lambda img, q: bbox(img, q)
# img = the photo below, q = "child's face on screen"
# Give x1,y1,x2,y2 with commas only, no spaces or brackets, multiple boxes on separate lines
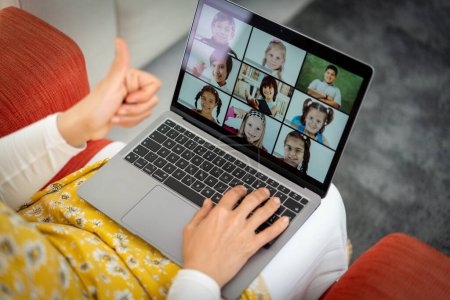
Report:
305,108,326,135
211,59,227,85
211,20,234,45
200,91,217,114
262,85,275,101
283,136,305,168
244,116,264,143
324,69,336,84
265,47,285,71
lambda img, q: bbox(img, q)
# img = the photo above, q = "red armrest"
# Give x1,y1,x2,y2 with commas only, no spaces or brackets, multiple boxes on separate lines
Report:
322,233,450,300
0,7,112,182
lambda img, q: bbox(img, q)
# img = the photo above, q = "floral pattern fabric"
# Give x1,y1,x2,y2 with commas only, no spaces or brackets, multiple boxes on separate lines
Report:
0,159,270,299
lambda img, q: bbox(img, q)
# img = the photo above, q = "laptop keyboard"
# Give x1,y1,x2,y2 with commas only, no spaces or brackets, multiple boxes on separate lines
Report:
124,119,309,248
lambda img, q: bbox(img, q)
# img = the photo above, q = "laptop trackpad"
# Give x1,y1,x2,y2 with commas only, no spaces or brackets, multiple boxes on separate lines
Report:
121,185,198,265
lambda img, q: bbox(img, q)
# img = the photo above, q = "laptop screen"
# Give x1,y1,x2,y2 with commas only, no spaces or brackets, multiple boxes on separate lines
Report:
172,0,373,197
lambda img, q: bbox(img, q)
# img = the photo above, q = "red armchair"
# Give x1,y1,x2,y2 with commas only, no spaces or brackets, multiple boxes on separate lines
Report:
0,7,111,186
322,233,450,300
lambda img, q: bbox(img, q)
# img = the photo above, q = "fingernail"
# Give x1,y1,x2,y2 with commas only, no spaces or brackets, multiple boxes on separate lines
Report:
264,188,270,196
282,216,290,225
273,197,280,205
240,185,247,192
119,109,127,115
203,198,210,207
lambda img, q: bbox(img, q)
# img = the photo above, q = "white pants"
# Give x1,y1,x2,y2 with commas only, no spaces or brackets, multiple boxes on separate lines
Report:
89,142,348,300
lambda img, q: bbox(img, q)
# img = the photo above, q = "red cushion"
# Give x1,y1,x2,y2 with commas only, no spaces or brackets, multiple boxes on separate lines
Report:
0,7,90,137
323,233,450,300
0,7,112,182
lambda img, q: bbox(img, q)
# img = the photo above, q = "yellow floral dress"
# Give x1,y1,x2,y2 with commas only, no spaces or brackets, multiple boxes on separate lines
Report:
0,159,270,299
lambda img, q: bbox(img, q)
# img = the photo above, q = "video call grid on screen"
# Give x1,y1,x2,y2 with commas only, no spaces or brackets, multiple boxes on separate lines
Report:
175,1,365,184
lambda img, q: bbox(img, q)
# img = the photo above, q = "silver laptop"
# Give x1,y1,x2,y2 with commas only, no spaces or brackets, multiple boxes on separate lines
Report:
78,0,373,298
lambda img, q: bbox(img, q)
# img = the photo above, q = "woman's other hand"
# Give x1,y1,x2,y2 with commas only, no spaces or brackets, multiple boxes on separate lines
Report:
58,38,161,147
182,186,289,288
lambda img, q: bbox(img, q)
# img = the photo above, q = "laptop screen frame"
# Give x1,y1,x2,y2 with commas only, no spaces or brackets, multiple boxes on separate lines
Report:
170,0,373,198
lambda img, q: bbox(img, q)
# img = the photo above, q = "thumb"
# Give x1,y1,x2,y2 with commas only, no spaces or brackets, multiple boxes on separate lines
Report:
188,198,214,228
104,37,130,85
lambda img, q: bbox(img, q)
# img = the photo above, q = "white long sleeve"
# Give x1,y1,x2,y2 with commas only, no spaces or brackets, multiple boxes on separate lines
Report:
0,114,85,211
168,269,221,300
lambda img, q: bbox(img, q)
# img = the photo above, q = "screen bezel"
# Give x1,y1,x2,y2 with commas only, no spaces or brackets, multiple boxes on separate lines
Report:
171,0,374,198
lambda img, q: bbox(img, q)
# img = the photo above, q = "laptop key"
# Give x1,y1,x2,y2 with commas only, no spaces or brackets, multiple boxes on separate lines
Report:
212,156,226,167
185,165,199,176
200,161,213,172
274,192,288,203
192,180,206,193
214,181,228,194
275,206,285,216
204,176,218,187
157,147,170,158
266,178,279,188
181,149,194,160
164,119,176,127
284,198,303,213
162,139,176,149
166,153,180,164
232,168,246,178
191,155,204,166
154,157,167,168
281,209,296,221
149,131,166,143
167,129,180,139
267,186,277,196
184,140,197,150
164,176,204,207
222,162,236,173
224,153,236,162
194,169,209,181
289,191,302,201
143,163,157,175
174,124,185,133
251,180,265,189
245,166,257,175
175,134,188,144
144,152,157,163
278,185,290,195
175,158,189,169
219,172,233,184
125,152,139,163
172,169,186,180
203,142,215,151
181,174,195,186
229,178,243,187
152,169,168,182
134,157,147,169
193,145,207,156
157,124,171,134
163,163,176,174
201,187,215,198
234,160,246,169
300,198,309,205
268,214,279,224
211,193,222,203
255,172,268,181
203,151,217,161
242,173,256,185
192,135,205,145
210,166,223,177
172,144,186,155
133,145,149,157
141,138,161,152
184,131,195,139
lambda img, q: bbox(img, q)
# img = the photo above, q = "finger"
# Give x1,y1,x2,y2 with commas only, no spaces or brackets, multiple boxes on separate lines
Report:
187,198,214,228
254,216,289,249
105,38,130,86
125,71,161,103
234,188,270,217
111,106,154,127
118,95,159,116
246,196,280,229
125,81,161,104
125,70,139,95
216,185,247,210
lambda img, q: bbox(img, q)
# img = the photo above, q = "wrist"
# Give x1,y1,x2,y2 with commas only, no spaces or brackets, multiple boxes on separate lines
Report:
57,109,90,148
